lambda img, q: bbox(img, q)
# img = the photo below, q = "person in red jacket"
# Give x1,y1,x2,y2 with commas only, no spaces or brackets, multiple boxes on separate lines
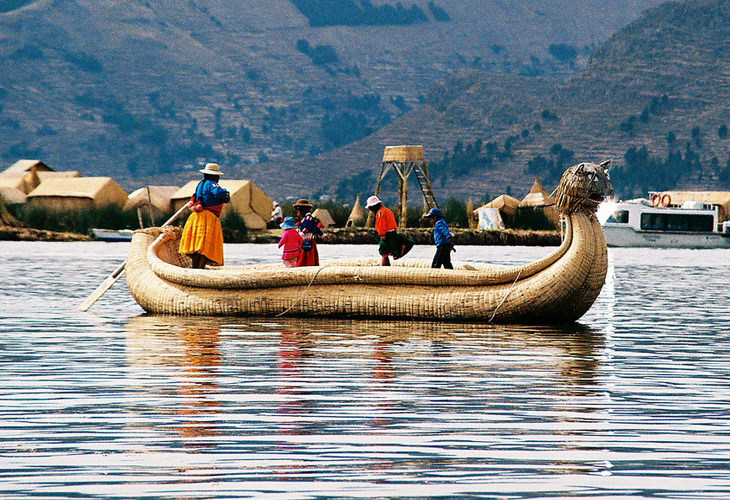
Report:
366,195,414,266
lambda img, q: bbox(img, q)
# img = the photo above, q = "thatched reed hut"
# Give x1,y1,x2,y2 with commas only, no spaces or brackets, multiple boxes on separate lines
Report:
125,186,179,213
313,208,336,228
171,180,272,230
479,194,520,222
346,194,365,227
520,178,559,227
27,177,128,211
0,167,81,194
2,159,52,176
484,194,520,218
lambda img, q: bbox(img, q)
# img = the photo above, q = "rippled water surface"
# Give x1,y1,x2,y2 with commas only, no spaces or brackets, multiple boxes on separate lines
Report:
2,241,730,499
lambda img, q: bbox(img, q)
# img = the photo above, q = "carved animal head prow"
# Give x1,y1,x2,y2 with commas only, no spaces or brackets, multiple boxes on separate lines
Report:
555,160,614,214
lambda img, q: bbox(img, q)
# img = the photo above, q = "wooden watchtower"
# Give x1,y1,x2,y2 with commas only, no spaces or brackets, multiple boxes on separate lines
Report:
366,145,438,227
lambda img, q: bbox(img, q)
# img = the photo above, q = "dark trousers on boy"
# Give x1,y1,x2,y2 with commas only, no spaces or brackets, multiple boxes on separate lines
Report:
431,244,453,269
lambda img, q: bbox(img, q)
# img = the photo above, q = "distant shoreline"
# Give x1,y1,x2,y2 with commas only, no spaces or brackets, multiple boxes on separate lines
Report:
0,226,91,242
250,227,561,246
0,226,560,246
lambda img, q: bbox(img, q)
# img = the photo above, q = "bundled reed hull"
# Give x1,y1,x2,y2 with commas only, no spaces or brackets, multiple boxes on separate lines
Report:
125,162,613,323
125,214,605,323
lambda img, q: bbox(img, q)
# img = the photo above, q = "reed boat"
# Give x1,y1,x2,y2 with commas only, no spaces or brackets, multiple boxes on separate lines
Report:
125,161,613,323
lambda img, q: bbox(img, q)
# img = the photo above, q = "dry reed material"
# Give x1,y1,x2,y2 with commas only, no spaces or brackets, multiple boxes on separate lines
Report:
556,161,613,215
126,212,603,322
382,145,425,162
125,162,612,323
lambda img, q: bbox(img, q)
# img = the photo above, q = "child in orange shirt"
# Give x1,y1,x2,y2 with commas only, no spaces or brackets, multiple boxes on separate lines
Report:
365,195,414,266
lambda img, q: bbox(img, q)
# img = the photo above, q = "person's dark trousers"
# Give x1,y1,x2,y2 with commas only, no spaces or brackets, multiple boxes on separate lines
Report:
431,245,453,269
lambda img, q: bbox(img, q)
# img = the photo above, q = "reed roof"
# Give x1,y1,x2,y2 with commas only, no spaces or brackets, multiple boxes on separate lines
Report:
125,185,179,211
27,177,128,206
36,171,81,182
313,208,336,227
0,186,27,204
0,175,27,191
520,178,556,207
382,145,425,162
0,170,82,194
172,179,272,230
661,190,730,207
2,159,52,176
661,190,730,221
347,194,365,224
479,194,521,216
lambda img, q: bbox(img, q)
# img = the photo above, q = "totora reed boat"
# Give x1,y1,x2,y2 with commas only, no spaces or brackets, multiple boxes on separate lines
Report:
125,161,613,323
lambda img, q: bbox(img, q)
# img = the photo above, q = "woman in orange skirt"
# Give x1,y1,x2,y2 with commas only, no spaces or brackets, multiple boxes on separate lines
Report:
179,163,230,268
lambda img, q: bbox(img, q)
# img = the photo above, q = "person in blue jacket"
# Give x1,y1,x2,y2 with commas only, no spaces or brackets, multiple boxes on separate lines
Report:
179,163,231,268
425,207,455,269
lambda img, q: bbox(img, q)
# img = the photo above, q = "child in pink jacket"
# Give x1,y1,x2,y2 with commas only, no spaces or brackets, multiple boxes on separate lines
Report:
278,217,303,267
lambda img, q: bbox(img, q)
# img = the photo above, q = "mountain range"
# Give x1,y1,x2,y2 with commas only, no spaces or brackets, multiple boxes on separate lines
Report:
294,0,730,203
0,0,663,201
5,0,726,203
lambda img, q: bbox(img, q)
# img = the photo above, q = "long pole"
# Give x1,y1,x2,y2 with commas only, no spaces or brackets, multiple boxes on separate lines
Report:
77,204,189,312
399,164,409,228
147,186,156,226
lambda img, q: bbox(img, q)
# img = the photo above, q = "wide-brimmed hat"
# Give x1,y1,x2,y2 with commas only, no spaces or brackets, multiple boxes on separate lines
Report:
280,216,297,230
425,207,443,218
293,198,313,208
199,163,223,176
365,195,382,208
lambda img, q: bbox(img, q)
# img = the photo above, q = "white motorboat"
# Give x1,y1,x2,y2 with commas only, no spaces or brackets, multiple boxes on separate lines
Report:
598,198,730,248
91,228,134,242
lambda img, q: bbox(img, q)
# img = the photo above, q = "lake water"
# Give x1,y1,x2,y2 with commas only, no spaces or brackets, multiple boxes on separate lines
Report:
2,241,730,499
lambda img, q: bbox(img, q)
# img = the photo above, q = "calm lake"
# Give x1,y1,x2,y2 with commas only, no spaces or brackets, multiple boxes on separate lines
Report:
2,241,730,499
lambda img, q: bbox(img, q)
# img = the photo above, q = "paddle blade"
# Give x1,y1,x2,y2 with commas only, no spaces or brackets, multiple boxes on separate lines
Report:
76,205,187,312
77,263,126,312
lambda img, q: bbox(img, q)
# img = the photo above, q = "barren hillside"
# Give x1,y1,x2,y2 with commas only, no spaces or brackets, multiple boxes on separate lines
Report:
0,0,661,197
300,0,730,202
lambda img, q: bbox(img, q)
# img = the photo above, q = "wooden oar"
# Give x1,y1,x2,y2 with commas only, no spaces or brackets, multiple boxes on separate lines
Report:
77,204,189,312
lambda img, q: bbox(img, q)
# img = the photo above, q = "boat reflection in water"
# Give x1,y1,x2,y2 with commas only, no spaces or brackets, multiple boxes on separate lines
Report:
125,316,223,446
123,315,605,469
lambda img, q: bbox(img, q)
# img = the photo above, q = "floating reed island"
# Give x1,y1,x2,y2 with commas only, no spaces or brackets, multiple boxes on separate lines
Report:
125,161,613,323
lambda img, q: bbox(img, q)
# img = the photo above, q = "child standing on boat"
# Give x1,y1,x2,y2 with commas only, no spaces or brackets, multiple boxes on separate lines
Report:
366,195,414,266
425,207,455,269
278,217,303,268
